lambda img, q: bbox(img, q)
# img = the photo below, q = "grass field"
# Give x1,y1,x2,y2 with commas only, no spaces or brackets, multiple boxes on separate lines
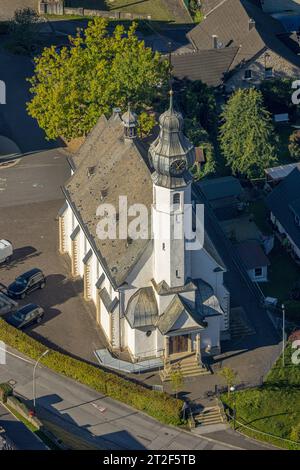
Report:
222,345,300,450
68,0,179,22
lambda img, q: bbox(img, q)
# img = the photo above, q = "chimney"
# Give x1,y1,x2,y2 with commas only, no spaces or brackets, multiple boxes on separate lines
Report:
212,35,218,49
249,18,255,31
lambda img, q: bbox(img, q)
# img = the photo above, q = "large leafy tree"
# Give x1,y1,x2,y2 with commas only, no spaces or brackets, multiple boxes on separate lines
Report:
219,88,277,178
27,18,169,140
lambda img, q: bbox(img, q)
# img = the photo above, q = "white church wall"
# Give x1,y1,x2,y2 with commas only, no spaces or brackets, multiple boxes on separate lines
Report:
201,316,221,352
125,319,135,356
134,327,156,359
101,301,111,341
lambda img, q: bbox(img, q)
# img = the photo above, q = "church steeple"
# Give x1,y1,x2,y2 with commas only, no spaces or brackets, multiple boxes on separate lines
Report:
149,90,195,188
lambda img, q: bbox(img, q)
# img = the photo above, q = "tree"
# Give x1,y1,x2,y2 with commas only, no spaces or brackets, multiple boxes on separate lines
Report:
219,88,277,178
138,112,156,138
9,7,40,53
289,130,300,161
169,365,184,398
27,18,169,141
177,80,217,135
260,78,298,121
218,366,237,398
185,117,216,179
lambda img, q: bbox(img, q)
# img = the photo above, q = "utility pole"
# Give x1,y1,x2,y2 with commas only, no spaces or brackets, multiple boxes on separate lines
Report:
282,304,285,368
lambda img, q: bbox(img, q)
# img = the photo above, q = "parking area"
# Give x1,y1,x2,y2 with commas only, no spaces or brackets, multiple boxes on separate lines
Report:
0,173,107,364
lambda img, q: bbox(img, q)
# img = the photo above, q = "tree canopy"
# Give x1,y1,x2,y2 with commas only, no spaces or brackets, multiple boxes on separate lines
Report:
219,88,277,178
27,18,169,141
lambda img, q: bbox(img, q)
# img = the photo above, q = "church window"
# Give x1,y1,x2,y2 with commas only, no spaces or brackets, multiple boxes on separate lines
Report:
162,243,165,251
173,193,180,205
176,269,180,278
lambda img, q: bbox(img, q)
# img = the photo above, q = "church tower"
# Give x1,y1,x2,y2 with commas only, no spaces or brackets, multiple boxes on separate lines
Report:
149,91,195,288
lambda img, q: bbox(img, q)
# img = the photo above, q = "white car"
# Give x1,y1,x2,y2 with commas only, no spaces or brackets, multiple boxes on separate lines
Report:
0,240,13,264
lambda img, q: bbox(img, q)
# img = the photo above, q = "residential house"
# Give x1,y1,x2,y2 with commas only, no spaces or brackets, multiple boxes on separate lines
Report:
266,166,300,259
236,240,270,282
172,0,300,90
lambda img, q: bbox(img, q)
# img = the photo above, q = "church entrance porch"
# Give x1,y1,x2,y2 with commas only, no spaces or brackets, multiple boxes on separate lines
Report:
169,334,189,354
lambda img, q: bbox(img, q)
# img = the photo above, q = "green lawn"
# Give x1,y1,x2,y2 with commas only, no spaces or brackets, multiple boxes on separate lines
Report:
222,345,300,450
68,0,177,22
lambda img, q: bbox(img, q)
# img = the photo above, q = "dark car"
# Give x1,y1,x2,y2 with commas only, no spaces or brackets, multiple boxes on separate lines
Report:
7,269,46,299
7,303,44,329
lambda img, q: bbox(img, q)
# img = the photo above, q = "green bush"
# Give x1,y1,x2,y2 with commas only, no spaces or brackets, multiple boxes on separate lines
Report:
0,319,183,425
0,383,13,403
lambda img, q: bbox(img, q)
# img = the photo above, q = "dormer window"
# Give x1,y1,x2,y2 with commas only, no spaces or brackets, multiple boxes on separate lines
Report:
244,69,252,80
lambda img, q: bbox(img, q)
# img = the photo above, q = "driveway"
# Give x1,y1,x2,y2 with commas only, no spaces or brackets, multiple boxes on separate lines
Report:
0,151,107,364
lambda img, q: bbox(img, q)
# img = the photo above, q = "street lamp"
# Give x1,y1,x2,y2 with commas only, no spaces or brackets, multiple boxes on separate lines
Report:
282,304,286,368
230,385,237,430
33,350,49,411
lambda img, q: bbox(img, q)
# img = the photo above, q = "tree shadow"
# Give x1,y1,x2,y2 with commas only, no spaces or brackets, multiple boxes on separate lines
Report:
26,393,146,450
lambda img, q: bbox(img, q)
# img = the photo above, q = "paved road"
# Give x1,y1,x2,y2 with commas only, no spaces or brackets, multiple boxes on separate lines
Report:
0,402,47,450
0,47,58,154
0,149,70,207
0,346,262,451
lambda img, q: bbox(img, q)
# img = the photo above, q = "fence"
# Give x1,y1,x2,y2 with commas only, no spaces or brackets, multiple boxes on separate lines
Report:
39,1,152,20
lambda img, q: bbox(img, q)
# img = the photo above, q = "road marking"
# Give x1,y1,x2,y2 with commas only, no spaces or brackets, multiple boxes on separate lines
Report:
0,346,35,365
92,403,106,413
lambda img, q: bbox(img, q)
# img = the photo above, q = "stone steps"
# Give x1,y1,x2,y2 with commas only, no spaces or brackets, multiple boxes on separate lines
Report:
193,406,224,427
160,356,210,382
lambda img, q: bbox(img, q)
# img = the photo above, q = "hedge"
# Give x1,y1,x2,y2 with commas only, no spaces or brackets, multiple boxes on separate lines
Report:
0,382,13,403
0,319,183,425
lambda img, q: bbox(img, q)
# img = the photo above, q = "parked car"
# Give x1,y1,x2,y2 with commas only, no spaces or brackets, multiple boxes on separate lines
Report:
7,268,46,299
6,304,44,329
0,240,13,264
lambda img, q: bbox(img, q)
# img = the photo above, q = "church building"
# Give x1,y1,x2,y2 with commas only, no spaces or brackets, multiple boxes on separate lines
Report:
58,93,230,375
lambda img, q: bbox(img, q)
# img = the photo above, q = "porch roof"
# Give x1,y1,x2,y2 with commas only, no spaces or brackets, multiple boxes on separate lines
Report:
157,295,206,335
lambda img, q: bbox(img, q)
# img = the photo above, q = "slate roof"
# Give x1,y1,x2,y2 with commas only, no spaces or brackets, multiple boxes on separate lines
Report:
156,295,206,335
171,47,238,86
198,176,243,201
196,279,224,317
185,0,300,77
236,240,270,270
125,287,158,328
64,113,153,288
266,167,300,250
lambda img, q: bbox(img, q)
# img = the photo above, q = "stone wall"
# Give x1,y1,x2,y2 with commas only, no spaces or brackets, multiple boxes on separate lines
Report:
225,49,300,92
39,1,152,19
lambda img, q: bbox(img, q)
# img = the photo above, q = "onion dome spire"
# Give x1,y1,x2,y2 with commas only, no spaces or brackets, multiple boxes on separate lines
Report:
149,90,195,188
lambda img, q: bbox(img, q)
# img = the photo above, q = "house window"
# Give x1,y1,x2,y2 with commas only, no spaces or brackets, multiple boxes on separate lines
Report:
265,67,273,79
254,267,263,278
162,243,166,251
244,69,252,80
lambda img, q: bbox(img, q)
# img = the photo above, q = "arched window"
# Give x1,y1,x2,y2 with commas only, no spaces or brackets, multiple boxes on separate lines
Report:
173,193,180,205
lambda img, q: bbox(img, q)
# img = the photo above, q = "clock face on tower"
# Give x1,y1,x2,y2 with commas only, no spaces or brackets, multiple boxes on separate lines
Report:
170,159,186,176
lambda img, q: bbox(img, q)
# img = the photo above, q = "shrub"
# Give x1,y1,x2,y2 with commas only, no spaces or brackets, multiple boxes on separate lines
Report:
290,422,300,442
0,320,183,425
0,383,13,403
288,130,300,161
